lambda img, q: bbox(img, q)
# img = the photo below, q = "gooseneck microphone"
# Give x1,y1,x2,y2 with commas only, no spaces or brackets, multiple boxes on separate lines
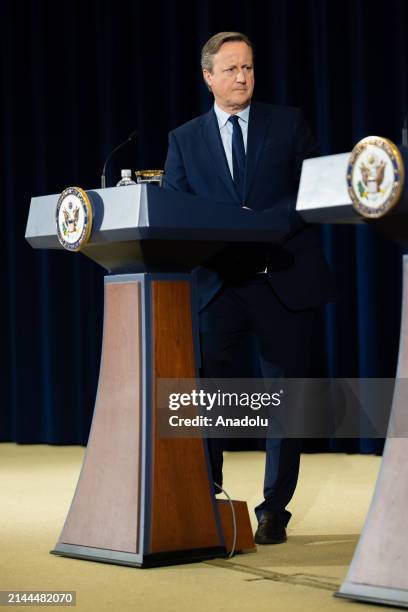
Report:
101,129,139,188
402,114,407,147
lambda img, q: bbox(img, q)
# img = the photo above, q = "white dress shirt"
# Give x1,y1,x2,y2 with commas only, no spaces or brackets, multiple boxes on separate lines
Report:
213,102,250,180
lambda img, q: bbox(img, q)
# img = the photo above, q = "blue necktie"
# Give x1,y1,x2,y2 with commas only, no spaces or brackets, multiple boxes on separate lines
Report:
228,115,246,201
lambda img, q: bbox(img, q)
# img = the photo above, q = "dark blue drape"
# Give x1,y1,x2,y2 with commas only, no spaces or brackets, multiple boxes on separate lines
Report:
1,0,407,449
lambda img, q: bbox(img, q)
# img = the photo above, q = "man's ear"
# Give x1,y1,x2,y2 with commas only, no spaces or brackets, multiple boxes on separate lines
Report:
203,69,212,91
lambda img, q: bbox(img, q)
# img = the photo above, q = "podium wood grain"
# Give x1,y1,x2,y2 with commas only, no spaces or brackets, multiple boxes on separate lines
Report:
54,276,226,565
150,281,221,553
60,280,141,553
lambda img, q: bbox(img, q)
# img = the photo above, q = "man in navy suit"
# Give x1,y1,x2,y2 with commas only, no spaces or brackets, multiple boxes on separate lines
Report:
164,31,334,544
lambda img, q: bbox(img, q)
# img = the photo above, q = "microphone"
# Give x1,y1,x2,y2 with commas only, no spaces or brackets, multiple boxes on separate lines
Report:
403,114,407,147
101,129,139,188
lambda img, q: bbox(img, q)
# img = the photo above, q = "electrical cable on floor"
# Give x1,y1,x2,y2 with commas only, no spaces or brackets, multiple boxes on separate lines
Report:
214,482,237,559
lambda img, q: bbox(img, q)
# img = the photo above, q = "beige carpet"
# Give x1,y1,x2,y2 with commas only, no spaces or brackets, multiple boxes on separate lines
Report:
0,443,382,611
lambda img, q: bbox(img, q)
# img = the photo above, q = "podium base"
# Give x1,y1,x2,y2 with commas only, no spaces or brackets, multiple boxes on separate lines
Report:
51,543,227,568
335,583,408,608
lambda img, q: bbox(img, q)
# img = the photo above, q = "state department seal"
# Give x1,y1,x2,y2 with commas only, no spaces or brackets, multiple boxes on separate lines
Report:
56,187,93,251
347,136,405,219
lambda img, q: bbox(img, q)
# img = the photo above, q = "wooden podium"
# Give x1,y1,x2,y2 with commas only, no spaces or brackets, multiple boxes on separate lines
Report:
297,145,408,608
25,185,288,567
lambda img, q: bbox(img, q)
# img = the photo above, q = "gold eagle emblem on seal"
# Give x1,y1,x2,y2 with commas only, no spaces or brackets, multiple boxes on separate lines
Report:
347,136,404,219
56,187,93,251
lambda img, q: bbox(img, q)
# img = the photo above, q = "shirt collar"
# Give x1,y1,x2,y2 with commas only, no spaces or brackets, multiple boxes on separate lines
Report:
214,101,251,128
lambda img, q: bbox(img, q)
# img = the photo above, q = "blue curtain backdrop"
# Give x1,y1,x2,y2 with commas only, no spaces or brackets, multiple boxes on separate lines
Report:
1,0,406,451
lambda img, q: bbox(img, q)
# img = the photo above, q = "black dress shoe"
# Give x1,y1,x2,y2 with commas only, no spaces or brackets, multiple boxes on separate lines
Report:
254,516,288,545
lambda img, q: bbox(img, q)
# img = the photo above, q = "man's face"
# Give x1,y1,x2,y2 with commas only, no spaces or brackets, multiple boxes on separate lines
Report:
203,41,254,113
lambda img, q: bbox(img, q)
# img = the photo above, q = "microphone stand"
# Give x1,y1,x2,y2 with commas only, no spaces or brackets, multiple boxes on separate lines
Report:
101,130,139,188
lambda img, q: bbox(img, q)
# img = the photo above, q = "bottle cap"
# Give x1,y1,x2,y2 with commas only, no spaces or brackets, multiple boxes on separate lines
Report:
121,169,132,178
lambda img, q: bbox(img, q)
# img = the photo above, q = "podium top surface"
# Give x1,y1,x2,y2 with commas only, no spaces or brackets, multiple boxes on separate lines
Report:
25,184,292,272
297,146,408,227
296,152,363,224
26,184,291,250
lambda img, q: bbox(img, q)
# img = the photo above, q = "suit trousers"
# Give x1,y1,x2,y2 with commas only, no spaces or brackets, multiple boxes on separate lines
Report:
199,275,317,521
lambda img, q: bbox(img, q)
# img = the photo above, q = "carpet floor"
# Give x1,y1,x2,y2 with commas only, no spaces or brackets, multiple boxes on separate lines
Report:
0,444,382,611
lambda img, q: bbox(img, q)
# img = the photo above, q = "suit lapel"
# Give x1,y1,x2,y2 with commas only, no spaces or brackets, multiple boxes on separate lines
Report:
244,102,269,202
201,109,240,204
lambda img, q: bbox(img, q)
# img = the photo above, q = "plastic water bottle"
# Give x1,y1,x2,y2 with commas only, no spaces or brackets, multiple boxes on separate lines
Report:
116,169,136,186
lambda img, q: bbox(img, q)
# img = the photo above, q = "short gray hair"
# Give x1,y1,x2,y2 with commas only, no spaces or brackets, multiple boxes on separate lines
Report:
201,31,253,73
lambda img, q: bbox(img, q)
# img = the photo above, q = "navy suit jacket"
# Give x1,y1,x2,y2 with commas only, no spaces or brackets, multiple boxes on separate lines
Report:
164,102,334,311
